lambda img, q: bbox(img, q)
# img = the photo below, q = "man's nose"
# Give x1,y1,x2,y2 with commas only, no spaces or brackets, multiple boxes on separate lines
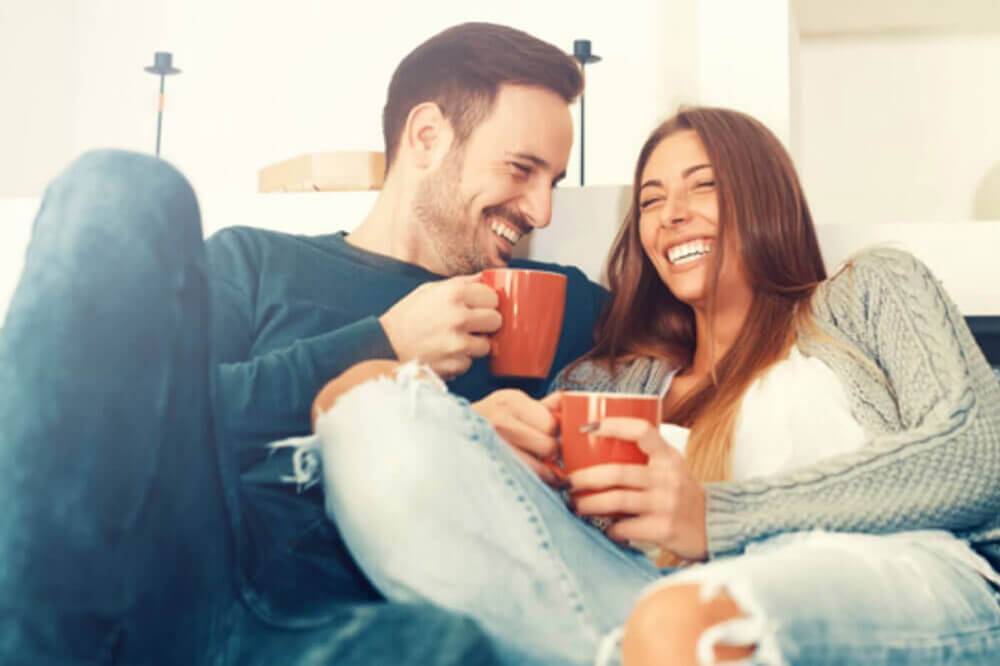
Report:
523,182,554,229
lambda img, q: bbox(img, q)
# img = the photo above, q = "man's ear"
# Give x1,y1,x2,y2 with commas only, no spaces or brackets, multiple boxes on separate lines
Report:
401,102,454,170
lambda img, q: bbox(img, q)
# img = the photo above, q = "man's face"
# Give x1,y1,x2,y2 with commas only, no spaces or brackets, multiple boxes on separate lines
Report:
413,84,574,275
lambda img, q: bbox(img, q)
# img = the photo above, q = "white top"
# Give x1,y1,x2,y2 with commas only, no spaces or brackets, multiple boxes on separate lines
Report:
660,346,867,480
658,346,1000,584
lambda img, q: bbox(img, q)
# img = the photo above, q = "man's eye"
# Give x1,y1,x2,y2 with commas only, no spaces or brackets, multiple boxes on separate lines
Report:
512,163,532,177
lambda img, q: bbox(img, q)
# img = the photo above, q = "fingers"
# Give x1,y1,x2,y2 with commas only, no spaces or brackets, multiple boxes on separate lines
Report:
462,281,500,309
495,419,559,460
507,391,559,436
604,515,670,546
463,333,492,358
574,488,648,517
540,390,562,414
568,463,649,493
590,417,657,442
464,308,502,335
512,449,567,489
434,354,473,381
590,417,682,461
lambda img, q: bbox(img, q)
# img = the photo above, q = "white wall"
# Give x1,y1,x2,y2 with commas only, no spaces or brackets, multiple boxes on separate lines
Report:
696,0,798,154
0,1,79,196
0,0,698,199
799,32,1000,224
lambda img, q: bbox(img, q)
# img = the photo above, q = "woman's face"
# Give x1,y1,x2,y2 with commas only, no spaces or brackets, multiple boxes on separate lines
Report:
637,130,750,311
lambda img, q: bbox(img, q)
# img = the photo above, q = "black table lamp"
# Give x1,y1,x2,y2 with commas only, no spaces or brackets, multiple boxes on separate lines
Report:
144,52,182,157
572,39,601,186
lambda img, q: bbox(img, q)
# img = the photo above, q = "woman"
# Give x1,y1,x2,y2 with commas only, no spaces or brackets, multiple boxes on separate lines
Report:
297,108,1000,666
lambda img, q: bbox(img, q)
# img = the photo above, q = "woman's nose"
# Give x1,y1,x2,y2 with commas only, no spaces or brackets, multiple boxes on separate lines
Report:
660,189,689,227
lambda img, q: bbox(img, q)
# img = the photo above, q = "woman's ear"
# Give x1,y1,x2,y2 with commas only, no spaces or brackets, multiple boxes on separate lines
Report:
400,102,455,171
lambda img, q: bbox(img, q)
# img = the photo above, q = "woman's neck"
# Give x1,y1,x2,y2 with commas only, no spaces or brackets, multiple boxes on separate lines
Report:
687,292,753,377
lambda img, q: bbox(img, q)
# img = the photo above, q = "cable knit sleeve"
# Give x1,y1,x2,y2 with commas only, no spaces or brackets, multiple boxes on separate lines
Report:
704,248,1000,557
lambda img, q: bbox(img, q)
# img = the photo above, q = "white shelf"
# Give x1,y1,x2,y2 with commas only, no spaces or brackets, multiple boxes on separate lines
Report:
796,0,1000,37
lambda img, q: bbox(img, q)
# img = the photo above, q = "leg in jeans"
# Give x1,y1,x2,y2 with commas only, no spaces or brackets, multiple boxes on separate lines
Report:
625,531,1000,665
0,151,501,666
314,365,662,666
0,150,232,664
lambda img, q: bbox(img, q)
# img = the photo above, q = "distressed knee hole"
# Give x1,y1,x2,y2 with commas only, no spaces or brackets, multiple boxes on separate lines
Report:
621,580,780,666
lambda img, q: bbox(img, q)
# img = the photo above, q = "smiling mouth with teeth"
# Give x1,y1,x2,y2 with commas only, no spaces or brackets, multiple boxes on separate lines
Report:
490,219,523,245
667,239,713,265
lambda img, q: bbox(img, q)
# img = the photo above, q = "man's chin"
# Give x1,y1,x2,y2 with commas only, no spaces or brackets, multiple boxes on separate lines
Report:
486,235,514,268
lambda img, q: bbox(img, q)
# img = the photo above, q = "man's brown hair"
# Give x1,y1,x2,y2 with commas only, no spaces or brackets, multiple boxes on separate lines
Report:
382,22,583,172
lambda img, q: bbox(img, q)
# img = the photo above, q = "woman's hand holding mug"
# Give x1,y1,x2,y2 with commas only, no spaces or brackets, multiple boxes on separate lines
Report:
567,416,708,562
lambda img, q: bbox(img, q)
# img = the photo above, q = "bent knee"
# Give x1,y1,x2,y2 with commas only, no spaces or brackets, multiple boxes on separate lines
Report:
51,150,200,256
313,359,402,426
623,584,756,666
316,364,469,511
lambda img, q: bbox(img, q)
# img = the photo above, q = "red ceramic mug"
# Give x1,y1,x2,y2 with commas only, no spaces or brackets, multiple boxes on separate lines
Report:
480,268,567,378
559,391,661,474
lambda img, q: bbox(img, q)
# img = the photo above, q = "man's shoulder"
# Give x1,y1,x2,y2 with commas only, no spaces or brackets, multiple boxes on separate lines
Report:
821,246,935,306
205,226,348,270
205,225,334,255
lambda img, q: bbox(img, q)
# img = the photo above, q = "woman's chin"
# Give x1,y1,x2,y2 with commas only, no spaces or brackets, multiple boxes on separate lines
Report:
662,279,707,307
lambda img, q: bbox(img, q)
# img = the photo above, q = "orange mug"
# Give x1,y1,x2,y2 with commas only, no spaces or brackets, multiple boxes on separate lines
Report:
480,268,567,378
559,391,661,474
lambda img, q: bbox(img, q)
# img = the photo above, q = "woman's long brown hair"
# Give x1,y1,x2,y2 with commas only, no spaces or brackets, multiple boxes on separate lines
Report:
579,107,827,482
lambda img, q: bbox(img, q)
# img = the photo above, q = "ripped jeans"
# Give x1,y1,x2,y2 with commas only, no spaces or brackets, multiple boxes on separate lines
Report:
291,366,1000,666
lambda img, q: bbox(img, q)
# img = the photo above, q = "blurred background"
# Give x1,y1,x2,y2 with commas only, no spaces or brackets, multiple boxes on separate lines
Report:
3,0,999,220
2,0,1000,315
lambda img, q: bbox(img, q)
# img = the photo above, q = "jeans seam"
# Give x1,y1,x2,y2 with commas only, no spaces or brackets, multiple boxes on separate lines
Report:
466,409,606,645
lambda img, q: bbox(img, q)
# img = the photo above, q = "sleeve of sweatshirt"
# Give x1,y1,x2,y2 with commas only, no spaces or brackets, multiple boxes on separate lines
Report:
205,228,397,443
703,248,1000,557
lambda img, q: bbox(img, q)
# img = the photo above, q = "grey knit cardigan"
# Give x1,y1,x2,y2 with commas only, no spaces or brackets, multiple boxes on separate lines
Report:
551,248,1000,566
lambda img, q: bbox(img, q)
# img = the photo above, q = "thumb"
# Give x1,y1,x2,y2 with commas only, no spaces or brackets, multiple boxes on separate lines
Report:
541,391,562,412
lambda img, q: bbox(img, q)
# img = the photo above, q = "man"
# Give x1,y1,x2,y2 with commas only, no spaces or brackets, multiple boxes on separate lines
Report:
0,22,604,665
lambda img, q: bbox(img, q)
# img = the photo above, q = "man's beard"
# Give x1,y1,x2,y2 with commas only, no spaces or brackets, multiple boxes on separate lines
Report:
412,150,489,276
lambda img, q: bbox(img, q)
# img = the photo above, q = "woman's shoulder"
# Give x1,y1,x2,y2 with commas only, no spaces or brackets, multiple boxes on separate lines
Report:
817,246,944,316
549,356,674,395
824,247,936,293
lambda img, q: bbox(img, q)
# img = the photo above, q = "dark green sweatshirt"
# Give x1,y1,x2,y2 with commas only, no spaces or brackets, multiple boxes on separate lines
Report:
204,225,606,619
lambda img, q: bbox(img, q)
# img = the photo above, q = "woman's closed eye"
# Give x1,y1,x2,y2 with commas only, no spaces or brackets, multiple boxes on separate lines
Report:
639,196,664,210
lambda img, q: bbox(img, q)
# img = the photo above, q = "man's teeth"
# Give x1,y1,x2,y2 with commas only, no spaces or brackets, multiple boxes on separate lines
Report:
490,220,522,244
667,239,712,265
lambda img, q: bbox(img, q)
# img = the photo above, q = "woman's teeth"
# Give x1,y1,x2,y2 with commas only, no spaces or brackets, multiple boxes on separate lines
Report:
490,220,522,244
667,239,712,265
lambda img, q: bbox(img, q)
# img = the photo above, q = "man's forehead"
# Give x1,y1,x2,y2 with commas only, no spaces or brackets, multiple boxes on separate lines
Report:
473,85,573,167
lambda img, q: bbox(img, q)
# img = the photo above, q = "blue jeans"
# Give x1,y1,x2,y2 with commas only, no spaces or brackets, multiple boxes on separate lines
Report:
0,151,497,665
316,366,1000,665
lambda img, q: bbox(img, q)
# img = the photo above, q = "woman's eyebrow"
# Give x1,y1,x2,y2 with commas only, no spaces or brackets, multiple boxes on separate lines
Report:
682,163,712,178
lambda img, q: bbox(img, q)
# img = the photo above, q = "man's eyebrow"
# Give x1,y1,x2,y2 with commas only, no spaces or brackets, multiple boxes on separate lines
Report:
506,151,549,169
507,151,566,186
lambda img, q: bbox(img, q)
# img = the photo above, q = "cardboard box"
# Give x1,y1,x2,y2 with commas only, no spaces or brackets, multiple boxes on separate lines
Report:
258,151,385,192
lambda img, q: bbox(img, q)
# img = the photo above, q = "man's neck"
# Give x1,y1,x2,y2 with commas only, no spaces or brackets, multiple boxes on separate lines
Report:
346,178,440,273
